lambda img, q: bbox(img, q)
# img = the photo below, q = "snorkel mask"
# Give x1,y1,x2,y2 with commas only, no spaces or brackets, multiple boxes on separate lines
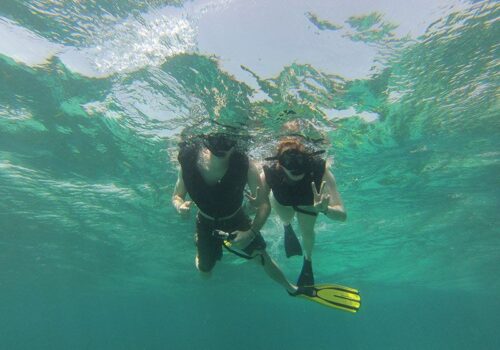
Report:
266,148,325,176
279,149,310,175
203,133,236,157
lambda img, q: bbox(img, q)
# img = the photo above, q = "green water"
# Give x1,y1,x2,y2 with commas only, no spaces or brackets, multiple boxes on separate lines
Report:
1,0,499,349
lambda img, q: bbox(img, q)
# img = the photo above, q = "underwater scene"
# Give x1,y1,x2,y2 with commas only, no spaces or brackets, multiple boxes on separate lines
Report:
0,0,499,349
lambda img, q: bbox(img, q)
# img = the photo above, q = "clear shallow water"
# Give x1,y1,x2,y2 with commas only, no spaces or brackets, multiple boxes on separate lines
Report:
0,0,499,349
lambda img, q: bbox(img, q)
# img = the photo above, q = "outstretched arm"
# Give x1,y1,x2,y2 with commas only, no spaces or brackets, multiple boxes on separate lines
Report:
246,161,271,232
231,161,270,248
172,168,192,216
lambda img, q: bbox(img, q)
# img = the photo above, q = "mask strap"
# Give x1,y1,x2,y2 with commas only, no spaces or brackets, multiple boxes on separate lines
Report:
265,149,325,162
309,150,326,156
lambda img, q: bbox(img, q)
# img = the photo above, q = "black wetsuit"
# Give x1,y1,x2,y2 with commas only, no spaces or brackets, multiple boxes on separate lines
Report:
263,158,326,214
178,141,266,272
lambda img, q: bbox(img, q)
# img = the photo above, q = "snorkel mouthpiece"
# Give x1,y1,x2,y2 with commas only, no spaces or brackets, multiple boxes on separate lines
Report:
289,168,305,176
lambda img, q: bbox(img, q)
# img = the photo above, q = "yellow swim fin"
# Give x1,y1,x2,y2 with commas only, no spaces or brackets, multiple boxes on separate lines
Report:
294,283,361,313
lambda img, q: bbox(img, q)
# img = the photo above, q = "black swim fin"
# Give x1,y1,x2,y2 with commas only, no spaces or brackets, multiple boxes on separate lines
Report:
284,224,303,258
291,284,361,313
297,258,314,286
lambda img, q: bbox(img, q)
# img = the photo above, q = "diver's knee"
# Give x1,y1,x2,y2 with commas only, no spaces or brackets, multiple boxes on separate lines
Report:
297,224,315,237
195,256,215,275
252,250,267,266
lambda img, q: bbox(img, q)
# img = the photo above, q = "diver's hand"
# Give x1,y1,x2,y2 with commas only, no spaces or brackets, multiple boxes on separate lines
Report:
311,181,330,214
176,200,192,217
231,229,256,249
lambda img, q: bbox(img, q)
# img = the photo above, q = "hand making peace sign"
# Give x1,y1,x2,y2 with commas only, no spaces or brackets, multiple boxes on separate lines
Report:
311,181,330,214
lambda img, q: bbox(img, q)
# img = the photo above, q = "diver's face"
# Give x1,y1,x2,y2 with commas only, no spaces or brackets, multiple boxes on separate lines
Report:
204,134,236,158
210,147,234,159
279,149,308,180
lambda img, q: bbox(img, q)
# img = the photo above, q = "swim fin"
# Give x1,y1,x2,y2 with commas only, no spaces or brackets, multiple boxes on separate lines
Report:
296,258,314,286
284,224,302,258
291,284,361,313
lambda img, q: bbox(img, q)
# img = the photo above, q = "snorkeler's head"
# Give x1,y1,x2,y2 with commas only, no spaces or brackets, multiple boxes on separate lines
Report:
276,138,311,176
203,133,236,157
278,149,310,176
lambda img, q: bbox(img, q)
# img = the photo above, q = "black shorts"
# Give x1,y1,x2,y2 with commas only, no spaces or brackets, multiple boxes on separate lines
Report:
195,210,267,272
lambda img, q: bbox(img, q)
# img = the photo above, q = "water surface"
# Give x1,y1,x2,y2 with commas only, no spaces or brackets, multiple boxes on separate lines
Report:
1,0,499,349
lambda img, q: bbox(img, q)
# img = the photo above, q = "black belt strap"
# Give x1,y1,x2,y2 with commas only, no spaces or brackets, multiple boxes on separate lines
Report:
222,241,265,265
293,206,318,217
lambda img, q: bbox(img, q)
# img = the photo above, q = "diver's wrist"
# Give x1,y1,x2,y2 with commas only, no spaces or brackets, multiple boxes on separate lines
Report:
173,199,182,211
173,197,185,212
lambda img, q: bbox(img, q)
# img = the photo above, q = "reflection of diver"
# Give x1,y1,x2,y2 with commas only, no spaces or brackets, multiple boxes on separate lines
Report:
262,137,347,286
172,132,297,293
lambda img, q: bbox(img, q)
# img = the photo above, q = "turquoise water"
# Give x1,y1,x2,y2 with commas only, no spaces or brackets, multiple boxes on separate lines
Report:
1,0,499,349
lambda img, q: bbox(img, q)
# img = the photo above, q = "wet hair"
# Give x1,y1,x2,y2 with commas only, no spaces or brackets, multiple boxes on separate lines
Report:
266,137,325,175
276,137,306,156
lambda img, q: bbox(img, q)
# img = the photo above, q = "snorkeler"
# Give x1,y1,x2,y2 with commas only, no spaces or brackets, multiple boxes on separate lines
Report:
172,132,359,312
172,132,297,293
261,136,346,286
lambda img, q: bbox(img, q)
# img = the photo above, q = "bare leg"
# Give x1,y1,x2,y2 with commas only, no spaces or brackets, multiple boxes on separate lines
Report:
295,209,318,286
296,209,318,261
270,193,303,257
270,192,295,224
252,251,296,294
